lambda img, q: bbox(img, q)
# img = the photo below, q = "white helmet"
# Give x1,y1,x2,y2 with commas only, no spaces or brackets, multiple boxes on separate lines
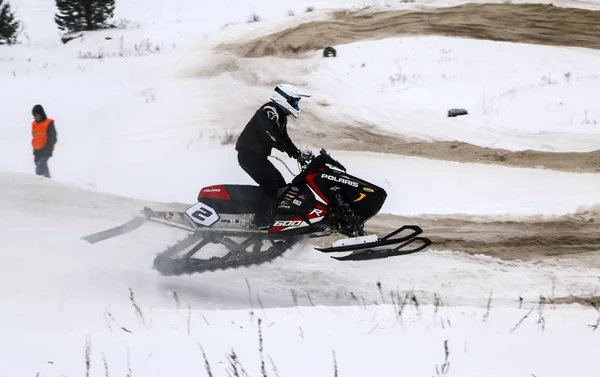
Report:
270,84,311,118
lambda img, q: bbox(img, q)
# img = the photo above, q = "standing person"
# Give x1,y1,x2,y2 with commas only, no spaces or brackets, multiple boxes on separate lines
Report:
31,104,57,178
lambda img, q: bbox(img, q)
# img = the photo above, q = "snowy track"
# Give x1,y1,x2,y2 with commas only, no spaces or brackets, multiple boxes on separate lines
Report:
2,171,598,316
2,173,600,376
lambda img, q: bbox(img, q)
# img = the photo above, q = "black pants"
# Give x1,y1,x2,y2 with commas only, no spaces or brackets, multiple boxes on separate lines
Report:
237,151,286,197
237,151,286,220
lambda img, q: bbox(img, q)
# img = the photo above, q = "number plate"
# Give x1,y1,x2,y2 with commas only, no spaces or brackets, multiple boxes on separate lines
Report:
185,202,219,227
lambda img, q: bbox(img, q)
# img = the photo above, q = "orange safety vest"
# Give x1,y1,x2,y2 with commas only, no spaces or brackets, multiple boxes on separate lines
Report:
31,118,54,150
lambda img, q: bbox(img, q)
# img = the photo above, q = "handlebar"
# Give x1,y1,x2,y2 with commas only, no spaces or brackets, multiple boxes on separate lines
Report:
297,148,346,172
270,148,346,177
297,152,313,168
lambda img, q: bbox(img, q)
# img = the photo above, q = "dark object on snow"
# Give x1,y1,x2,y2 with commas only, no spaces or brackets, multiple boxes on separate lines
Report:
448,108,468,117
60,32,83,44
323,46,337,57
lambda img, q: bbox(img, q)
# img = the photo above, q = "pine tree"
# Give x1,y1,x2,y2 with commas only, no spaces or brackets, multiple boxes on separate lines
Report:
54,0,115,33
0,0,20,45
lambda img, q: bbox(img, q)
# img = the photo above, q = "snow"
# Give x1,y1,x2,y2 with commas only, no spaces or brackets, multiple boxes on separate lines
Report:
327,151,600,215
3,171,600,376
297,36,600,151
4,41,600,213
4,171,598,310
4,1,600,197
2,0,600,375
4,304,600,377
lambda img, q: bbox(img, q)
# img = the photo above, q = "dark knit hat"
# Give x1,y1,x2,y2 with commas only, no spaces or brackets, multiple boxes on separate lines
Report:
32,104,47,120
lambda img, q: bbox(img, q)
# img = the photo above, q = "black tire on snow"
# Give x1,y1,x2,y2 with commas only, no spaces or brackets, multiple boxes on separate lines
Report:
323,46,337,57
448,108,468,117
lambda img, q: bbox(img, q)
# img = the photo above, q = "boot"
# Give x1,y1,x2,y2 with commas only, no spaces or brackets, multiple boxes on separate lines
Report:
253,212,271,230
253,199,277,230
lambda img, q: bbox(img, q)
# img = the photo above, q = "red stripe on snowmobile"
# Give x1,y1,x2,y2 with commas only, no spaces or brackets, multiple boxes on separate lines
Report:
198,185,230,201
305,171,329,204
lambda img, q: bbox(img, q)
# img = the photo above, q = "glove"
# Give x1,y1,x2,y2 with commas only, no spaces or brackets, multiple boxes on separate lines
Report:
299,145,312,158
297,146,313,165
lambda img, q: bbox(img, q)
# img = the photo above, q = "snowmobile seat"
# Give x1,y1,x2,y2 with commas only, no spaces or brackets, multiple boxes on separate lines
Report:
197,184,271,214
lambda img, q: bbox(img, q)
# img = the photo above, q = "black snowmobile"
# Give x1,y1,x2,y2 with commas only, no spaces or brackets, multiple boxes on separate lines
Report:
82,149,431,276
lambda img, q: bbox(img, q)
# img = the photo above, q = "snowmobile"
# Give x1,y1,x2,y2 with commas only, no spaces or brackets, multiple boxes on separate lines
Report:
82,148,431,276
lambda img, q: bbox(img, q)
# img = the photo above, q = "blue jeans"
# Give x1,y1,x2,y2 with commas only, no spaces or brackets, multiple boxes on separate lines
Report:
35,156,51,178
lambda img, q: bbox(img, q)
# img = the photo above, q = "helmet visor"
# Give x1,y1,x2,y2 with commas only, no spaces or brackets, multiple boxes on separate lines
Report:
275,86,301,111
289,97,300,110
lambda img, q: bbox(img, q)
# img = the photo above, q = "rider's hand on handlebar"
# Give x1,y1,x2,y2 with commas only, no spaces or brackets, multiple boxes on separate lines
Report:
299,146,312,157
297,146,313,165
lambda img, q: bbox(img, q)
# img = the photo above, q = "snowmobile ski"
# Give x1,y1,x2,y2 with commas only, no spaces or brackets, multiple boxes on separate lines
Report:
314,225,425,253
314,225,431,261
330,236,432,261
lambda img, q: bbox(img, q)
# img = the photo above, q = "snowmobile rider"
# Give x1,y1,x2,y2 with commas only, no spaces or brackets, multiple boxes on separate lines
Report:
235,84,312,228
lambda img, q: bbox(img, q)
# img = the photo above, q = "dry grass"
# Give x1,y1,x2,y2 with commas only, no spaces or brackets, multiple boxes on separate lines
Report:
58,283,600,376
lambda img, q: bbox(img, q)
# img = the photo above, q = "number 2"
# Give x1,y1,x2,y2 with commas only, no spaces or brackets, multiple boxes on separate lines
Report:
192,208,213,221
185,202,219,227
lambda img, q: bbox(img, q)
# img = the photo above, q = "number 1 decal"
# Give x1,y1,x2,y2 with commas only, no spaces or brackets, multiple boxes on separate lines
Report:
185,202,219,227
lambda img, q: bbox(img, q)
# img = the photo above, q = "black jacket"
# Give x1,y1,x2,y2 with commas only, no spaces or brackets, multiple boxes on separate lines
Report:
236,102,299,158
